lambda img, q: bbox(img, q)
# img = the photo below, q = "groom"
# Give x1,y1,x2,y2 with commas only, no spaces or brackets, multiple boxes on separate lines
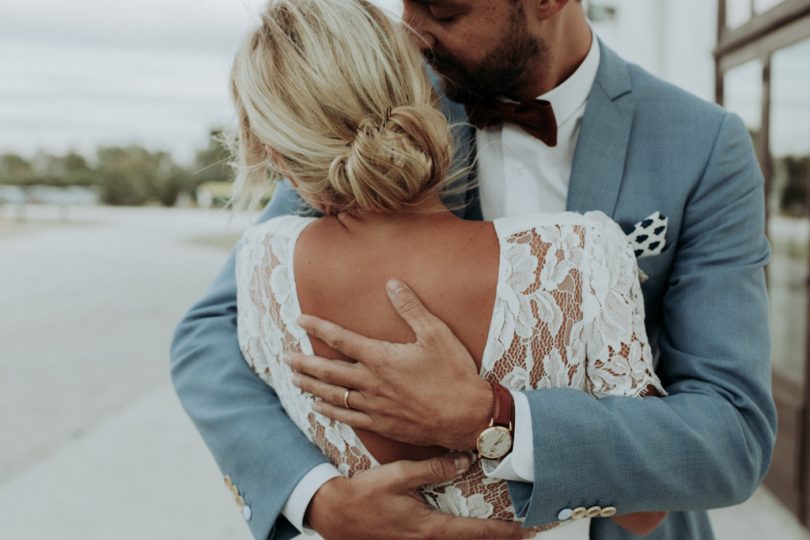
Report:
171,1,775,539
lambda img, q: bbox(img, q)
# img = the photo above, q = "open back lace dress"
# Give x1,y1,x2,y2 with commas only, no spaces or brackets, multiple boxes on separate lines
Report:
235,210,665,536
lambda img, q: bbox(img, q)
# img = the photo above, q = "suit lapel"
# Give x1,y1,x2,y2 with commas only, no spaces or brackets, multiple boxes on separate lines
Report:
448,128,480,219
566,42,635,216
437,95,481,220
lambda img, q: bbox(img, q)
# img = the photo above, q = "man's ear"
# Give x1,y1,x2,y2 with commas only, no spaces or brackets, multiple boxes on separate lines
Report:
533,0,572,20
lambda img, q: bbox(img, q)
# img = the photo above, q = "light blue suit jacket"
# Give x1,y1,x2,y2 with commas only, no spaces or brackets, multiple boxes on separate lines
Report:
170,43,775,540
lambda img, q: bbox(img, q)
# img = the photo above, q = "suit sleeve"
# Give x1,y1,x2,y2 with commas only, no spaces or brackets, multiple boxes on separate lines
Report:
170,181,330,540
508,112,776,525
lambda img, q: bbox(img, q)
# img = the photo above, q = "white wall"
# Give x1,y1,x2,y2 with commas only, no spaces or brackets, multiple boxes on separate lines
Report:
589,0,717,102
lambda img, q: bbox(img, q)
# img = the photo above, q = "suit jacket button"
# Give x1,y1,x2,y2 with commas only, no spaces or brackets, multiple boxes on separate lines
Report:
586,506,602,518
600,506,617,518
571,507,587,519
557,508,573,521
242,505,252,521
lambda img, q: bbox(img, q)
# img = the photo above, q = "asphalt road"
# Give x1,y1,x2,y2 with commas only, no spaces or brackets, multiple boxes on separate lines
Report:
0,205,250,539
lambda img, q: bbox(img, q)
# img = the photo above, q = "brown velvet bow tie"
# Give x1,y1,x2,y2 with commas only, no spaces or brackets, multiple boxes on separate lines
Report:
466,99,558,147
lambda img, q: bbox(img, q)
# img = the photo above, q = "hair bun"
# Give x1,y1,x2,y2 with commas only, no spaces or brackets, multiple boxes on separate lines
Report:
327,105,452,213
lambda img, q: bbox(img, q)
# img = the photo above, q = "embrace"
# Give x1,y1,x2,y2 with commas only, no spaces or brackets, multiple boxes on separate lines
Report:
171,0,775,539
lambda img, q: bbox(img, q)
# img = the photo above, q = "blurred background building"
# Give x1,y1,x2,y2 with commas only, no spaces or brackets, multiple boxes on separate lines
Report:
713,0,810,529
0,0,808,538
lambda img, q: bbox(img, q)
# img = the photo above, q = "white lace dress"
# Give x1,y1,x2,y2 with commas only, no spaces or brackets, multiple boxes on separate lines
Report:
235,210,666,536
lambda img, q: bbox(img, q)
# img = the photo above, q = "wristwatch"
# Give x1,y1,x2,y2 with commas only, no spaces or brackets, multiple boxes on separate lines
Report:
475,381,515,459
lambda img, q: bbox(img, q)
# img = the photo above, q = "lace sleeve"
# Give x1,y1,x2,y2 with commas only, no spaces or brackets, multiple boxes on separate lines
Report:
234,220,286,390
582,212,667,399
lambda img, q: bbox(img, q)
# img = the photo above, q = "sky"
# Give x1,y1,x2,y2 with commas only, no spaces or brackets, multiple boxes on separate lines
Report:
0,0,403,165
1,0,805,165
1,0,262,163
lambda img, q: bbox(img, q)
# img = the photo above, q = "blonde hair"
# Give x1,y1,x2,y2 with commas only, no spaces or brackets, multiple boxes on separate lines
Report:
226,0,464,214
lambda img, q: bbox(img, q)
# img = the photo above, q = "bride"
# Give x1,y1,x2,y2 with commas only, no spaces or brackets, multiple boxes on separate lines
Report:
229,0,665,536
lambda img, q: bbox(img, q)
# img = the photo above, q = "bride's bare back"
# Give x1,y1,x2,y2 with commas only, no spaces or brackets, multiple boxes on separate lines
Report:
295,209,499,464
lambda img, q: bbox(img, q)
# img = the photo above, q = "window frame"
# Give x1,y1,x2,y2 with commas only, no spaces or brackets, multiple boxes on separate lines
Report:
715,0,810,527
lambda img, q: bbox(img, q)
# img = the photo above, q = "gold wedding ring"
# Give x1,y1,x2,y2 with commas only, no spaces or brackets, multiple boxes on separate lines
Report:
343,388,352,410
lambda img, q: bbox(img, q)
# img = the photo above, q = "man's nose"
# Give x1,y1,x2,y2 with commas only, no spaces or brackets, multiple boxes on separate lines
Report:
401,5,437,52
403,22,436,55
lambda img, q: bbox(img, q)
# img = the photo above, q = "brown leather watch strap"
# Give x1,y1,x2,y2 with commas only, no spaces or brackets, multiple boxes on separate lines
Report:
490,381,514,430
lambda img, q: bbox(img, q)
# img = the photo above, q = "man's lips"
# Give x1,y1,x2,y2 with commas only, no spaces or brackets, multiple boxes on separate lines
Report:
428,59,460,79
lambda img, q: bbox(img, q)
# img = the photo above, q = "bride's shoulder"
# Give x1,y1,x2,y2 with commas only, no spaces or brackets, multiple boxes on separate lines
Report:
238,214,318,259
494,210,623,239
495,211,634,270
242,214,317,240
246,214,316,236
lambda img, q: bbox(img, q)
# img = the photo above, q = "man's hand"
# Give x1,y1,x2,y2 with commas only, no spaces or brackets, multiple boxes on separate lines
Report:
307,453,533,540
612,511,668,536
287,279,493,450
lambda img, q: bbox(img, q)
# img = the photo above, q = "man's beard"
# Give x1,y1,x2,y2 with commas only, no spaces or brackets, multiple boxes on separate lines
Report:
425,21,547,104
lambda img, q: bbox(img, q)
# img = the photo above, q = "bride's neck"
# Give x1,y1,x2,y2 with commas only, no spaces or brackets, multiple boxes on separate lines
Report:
334,194,459,231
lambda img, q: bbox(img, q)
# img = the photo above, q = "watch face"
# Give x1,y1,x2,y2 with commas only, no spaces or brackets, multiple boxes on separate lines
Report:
477,426,512,459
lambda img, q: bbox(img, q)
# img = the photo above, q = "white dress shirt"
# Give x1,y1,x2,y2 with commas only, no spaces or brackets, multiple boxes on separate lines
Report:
284,29,601,537
477,29,600,485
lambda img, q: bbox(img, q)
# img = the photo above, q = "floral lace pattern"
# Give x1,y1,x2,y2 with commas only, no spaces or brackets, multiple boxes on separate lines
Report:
235,211,665,534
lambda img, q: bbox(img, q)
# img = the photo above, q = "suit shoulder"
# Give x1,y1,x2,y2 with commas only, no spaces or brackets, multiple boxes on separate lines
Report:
610,62,747,177
624,63,729,140
626,63,723,116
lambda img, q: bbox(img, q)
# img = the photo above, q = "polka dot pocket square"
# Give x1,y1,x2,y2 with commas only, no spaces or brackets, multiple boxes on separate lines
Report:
626,211,668,260
626,212,668,283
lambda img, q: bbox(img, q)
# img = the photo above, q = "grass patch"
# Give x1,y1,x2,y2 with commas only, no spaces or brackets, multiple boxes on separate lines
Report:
187,232,243,251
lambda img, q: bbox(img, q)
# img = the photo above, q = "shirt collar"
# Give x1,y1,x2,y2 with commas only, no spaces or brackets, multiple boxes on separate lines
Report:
537,27,600,127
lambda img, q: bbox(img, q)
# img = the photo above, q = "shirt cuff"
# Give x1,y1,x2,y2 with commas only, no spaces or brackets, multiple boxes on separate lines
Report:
282,462,342,535
480,390,535,482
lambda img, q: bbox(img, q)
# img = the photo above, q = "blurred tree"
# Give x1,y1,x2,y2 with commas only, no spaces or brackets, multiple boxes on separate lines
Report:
159,165,196,207
0,127,238,206
0,154,36,185
38,151,96,187
96,146,176,206
178,128,237,207
193,129,234,185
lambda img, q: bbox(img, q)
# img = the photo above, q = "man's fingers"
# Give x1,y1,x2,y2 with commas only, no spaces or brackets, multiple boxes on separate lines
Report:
313,400,373,429
385,279,444,341
293,372,369,411
297,315,383,363
431,515,535,540
388,453,473,490
286,352,367,390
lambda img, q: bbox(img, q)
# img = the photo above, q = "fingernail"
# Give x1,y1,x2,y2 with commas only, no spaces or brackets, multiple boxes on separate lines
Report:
453,454,471,475
386,279,402,296
291,372,300,385
283,353,291,365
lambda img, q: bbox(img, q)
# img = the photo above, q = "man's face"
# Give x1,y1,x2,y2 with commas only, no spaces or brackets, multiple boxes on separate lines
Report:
402,0,547,103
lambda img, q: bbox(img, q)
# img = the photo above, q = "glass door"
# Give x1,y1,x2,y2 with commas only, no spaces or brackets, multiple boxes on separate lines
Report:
768,36,810,524
717,2,810,526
